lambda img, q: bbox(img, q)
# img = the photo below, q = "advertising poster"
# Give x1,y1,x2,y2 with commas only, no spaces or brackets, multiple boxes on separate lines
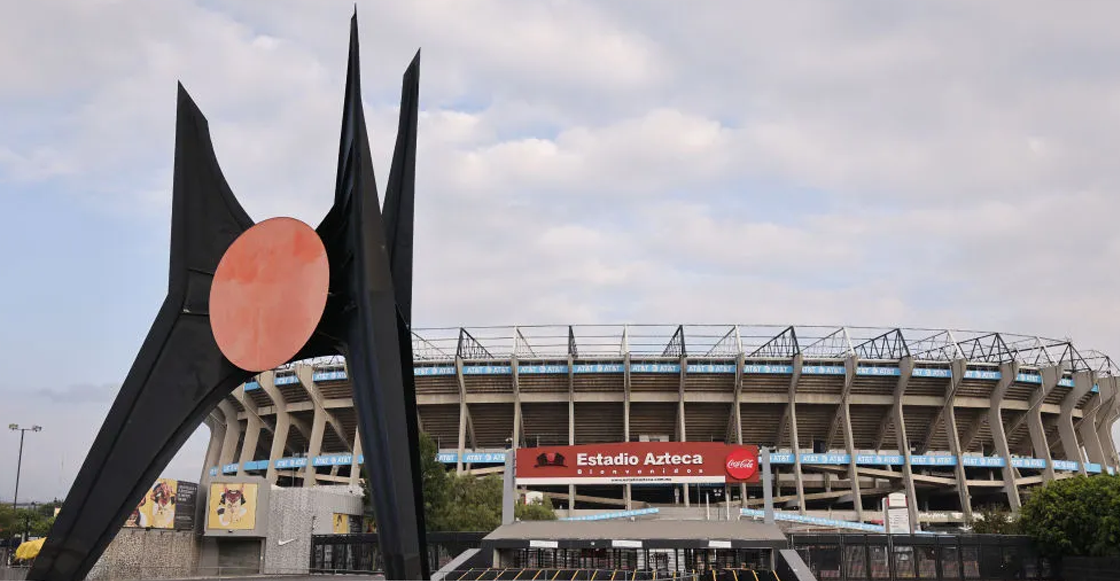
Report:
174,481,198,531
123,478,196,530
207,483,258,531
332,514,364,534
515,442,760,485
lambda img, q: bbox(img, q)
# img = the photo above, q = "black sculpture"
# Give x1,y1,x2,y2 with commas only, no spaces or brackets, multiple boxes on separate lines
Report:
30,15,429,581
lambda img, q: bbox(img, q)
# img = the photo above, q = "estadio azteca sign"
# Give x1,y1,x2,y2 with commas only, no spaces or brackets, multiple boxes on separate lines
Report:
515,442,759,485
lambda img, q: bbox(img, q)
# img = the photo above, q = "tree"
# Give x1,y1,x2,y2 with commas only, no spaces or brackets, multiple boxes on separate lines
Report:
0,504,17,540
362,432,555,532
516,497,557,522
441,475,503,531
0,505,54,540
970,505,1019,535
1018,474,1120,558
363,431,455,532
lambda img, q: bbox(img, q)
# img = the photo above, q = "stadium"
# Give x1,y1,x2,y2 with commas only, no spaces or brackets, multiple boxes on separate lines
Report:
202,324,1120,530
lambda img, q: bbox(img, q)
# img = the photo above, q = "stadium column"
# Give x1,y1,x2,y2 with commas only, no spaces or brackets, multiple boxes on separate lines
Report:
568,354,576,515
1096,377,1120,468
345,359,364,487
260,371,301,484
839,356,864,521
349,426,363,487
511,357,522,453
201,412,226,484
304,405,327,487
733,353,746,507
788,353,807,515
892,357,921,532
455,357,468,474
298,365,354,453
678,356,690,508
1027,365,1064,482
1077,385,1107,469
623,350,632,510
1058,370,1096,475
989,362,1021,510
944,359,973,521
234,385,263,478
217,399,241,468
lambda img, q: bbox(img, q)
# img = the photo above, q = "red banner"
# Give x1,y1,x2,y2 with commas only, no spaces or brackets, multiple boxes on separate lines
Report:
515,442,759,485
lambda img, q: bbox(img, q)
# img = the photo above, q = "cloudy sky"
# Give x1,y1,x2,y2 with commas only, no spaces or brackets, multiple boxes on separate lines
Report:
2,0,1120,501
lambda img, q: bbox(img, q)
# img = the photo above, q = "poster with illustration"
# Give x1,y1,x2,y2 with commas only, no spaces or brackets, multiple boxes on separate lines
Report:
207,483,258,531
147,479,178,529
332,513,349,534
124,478,186,530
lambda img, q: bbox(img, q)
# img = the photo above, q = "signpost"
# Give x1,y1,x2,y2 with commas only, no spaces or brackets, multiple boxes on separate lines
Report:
883,492,913,534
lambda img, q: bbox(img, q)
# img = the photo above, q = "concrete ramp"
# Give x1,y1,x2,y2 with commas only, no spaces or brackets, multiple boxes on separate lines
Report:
777,549,818,581
432,548,484,581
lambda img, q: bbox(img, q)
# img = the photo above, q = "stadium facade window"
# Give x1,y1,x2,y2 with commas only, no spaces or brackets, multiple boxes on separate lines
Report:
868,545,891,579
797,545,842,580
892,545,916,579
960,546,981,579
940,545,962,580
915,546,938,579
845,545,869,580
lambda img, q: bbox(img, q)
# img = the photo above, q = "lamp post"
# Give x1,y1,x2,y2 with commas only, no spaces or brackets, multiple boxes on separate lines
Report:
9,424,43,539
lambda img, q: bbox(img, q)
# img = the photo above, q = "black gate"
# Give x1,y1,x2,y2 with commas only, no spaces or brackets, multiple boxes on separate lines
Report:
310,532,487,574
788,534,1054,581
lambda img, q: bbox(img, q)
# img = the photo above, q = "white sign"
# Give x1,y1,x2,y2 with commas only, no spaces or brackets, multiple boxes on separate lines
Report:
612,540,643,548
577,452,704,467
529,540,559,549
883,493,913,534
708,540,732,549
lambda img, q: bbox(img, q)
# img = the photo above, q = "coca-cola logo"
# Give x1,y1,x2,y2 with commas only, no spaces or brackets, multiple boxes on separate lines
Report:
725,449,757,480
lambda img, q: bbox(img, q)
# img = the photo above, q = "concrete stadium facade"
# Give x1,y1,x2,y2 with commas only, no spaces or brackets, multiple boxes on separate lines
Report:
200,325,1120,528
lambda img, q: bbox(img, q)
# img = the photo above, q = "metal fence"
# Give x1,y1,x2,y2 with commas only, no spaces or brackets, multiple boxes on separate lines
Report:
441,569,776,581
787,534,1054,581
1061,557,1120,581
310,532,488,574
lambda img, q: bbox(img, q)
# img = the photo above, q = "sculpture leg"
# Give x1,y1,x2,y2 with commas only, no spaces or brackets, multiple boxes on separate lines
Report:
30,86,256,581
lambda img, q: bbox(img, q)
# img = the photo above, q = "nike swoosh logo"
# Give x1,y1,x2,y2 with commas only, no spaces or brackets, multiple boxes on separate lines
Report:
278,538,297,546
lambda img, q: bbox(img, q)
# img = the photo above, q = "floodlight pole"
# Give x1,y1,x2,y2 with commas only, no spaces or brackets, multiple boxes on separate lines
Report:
9,425,42,524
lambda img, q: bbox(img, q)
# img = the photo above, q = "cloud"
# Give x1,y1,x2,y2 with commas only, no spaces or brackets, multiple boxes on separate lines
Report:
2,0,1120,497
36,383,119,404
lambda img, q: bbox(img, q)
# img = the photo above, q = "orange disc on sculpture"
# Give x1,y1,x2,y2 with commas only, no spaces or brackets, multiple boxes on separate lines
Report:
210,217,330,372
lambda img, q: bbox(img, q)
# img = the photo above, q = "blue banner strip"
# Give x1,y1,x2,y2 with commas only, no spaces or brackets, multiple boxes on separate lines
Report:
741,508,885,532
257,363,1089,386
561,508,660,521
856,367,901,377
802,366,846,375
211,453,1091,478
519,365,569,374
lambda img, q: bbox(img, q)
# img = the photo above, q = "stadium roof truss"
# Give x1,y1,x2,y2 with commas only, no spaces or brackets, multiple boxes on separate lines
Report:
401,325,1115,376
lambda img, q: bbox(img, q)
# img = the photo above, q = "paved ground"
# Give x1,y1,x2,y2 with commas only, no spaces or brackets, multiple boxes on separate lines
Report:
160,576,384,581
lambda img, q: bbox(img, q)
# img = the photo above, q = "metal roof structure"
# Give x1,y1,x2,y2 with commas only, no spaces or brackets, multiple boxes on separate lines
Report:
409,325,1116,373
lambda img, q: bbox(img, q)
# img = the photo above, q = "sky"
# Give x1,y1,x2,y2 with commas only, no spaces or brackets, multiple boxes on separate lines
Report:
2,0,1120,502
